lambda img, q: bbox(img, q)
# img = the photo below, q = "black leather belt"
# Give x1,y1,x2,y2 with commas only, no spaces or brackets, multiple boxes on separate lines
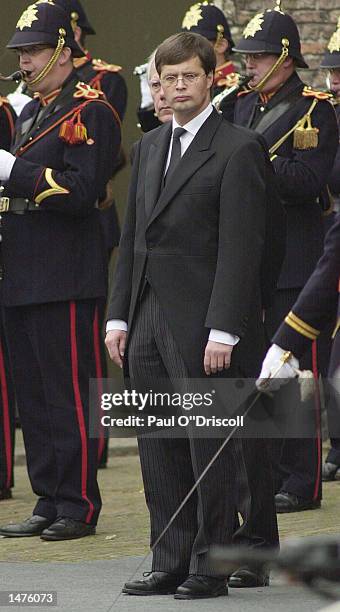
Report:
0,197,40,213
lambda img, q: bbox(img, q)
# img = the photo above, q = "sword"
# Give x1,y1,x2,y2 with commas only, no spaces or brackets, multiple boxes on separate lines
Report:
105,351,294,611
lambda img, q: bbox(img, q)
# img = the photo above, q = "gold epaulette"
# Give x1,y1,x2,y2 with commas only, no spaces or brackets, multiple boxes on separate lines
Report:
92,59,122,73
73,81,103,100
216,71,241,89
285,311,320,341
302,86,333,101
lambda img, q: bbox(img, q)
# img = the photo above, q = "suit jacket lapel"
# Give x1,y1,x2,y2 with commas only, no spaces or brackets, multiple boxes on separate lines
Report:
144,123,172,219
147,109,221,227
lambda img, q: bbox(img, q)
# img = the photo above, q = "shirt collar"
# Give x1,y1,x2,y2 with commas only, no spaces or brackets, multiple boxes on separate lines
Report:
172,103,213,137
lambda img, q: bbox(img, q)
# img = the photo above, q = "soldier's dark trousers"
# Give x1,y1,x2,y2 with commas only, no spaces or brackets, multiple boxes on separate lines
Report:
0,314,15,492
266,289,323,501
3,299,101,525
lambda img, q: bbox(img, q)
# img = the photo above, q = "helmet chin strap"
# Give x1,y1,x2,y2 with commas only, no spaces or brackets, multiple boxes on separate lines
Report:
27,27,66,86
249,37,290,91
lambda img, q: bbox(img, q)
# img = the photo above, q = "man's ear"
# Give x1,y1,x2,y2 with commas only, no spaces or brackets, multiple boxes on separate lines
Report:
215,37,229,56
74,25,82,45
59,47,72,66
283,56,294,69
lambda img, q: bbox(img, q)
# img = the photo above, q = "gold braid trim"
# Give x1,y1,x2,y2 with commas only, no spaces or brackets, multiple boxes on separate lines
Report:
250,38,290,92
285,312,320,340
29,28,66,86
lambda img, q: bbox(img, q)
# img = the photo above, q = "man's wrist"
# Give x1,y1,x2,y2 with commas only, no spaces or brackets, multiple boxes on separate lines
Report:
106,319,128,334
209,329,240,345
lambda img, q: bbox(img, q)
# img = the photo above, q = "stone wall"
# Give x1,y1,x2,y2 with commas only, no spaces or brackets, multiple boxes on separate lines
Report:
216,0,339,88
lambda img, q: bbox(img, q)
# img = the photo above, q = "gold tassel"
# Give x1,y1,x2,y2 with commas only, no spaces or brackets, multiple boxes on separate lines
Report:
72,117,88,145
59,119,75,143
293,113,319,149
59,111,88,145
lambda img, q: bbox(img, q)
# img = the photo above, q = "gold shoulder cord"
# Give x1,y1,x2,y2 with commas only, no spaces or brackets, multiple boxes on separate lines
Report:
250,38,290,92
29,28,66,86
269,97,319,159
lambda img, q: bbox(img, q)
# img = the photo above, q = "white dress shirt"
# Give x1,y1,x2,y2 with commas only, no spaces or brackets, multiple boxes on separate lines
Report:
107,103,239,347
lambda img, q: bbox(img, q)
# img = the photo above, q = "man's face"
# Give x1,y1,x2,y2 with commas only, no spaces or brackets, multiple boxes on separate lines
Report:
160,56,213,122
148,66,173,124
16,45,55,89
245,52,290,93
329,68,340,98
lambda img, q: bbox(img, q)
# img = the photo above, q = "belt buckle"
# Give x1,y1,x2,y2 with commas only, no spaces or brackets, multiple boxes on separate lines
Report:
0,197,10,213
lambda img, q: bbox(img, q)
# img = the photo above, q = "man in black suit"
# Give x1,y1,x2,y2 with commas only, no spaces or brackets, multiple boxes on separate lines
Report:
106,32,278,600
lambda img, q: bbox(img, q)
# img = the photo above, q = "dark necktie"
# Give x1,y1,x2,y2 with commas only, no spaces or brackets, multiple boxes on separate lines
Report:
164,127,186,185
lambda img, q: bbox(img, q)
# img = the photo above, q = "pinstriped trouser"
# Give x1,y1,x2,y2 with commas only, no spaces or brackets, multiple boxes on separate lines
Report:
128,285,241,576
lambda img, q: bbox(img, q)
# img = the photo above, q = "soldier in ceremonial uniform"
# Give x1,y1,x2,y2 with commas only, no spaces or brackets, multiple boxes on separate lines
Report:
136,1,237,132
319,21,340,480
0,1,121,540
233,1,338,514
54,0,128,468
0,98,16,502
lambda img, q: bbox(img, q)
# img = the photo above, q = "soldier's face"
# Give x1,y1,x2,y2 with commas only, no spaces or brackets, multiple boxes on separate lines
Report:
160,56,213,124
148,66,173,124
245,53,289,93
16,45,55,88
329,69,340,98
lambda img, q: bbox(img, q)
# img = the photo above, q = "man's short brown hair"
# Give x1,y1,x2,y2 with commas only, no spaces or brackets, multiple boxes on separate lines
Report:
155,32,216,76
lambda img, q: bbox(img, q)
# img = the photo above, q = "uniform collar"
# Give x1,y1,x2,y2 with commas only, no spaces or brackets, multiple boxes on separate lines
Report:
34,88,62,107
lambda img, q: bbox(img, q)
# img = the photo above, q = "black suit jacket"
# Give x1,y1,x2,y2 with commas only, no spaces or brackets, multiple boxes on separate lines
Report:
234,72,339,289
108,108,276,376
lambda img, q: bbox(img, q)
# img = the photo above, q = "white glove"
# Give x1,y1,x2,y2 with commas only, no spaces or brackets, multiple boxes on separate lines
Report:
0,150,16,181
256,344,299,392
139,71,153,109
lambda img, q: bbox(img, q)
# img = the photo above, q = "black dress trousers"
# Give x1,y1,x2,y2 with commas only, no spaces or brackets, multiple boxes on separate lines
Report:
3,299,101,524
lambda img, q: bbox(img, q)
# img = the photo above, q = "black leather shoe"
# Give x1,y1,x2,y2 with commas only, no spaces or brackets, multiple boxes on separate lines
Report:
228,567,269,588
40,517,96,541
174,575,228,599
0,515,53,537
0,488,12,501
122,571,187,595
322,462,340,482
275,491,321,513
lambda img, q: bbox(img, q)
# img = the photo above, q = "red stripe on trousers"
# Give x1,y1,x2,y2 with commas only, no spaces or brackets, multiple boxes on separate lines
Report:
93,306,105,461
312,339,322,501
70,301,94,524
0,338,12,489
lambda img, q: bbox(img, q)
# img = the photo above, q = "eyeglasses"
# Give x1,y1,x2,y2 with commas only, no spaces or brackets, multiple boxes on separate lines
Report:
149,80,162,93
244,53,272,62
160,73,207,88
15,45,53,58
